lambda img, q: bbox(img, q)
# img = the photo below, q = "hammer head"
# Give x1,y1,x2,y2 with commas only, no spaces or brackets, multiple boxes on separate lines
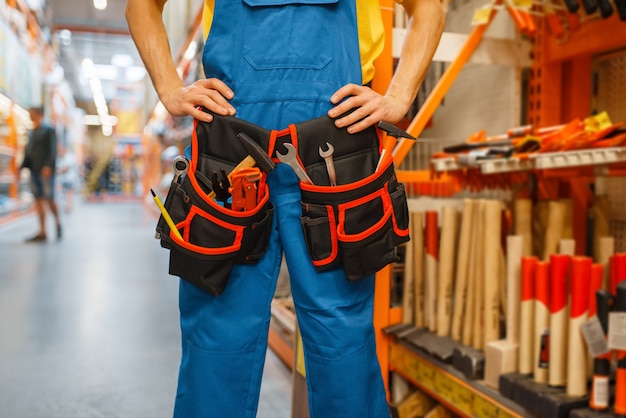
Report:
237,132,276,173
377,121,417,140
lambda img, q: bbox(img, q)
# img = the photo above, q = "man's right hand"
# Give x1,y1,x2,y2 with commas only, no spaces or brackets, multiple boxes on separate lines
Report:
160,78,237,123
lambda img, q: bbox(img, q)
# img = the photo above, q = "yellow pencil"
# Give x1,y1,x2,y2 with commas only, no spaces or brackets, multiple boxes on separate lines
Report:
150,189,183,241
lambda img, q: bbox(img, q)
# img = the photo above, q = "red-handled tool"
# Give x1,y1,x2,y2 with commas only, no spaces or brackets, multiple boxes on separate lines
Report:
611,253,626,296
376,134,397,172
567,256,592,397
549,254,571,387
230,168,261,212
534,261,551,383
520,256,537,375
615,281,626,415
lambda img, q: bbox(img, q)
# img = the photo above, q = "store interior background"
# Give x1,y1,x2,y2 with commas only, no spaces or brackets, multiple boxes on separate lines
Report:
3,0,626,416
0,0,205,212
0,0,527,213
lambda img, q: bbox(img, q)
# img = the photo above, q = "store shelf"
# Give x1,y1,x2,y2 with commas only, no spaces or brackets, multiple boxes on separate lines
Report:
530,147,626,170
431,157,463,172
478,156,534,174
387,335,528,418
431,146,626,174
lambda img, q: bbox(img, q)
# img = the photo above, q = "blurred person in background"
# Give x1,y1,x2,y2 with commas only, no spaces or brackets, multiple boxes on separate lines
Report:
19,107,62,242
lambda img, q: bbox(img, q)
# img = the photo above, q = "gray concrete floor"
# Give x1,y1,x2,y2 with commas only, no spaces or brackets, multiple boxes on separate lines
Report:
0,199,291,418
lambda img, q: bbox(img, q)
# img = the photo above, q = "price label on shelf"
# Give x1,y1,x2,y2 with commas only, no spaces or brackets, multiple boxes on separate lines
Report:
472,4,493,25
389,343,522,417
585,111,613,132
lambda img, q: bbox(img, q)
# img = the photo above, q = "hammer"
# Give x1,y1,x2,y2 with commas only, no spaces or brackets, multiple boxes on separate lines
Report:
376,121,417,172
207,132,276,200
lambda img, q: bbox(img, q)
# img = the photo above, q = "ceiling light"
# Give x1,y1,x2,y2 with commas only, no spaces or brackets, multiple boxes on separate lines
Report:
59,29,72,46
83,115,118,126
93,0,107,10
126,66,147,82
93,64,119,80
111,54,133,67
82,58,95,78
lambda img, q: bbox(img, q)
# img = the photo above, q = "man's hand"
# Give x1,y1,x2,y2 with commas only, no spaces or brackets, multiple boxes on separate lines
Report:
327,84,409,134
160,78,237,122
41,167,52,178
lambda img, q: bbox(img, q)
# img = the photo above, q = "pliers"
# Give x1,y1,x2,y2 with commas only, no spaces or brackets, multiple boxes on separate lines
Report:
211,169,231,207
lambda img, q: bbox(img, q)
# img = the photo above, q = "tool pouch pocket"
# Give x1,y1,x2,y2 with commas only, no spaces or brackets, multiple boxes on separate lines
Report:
299,156,410,282
155,114,275,296
157,176,274,296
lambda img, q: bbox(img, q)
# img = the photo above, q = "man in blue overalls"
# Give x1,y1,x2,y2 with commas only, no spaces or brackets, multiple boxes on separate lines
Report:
127,0,445,416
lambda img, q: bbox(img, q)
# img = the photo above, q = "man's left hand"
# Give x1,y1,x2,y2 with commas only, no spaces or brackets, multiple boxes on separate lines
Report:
327,84,409,134
41,167,52,178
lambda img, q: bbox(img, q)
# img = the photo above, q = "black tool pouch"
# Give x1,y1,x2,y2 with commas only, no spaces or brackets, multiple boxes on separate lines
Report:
156,115,275,296
296,121,410,281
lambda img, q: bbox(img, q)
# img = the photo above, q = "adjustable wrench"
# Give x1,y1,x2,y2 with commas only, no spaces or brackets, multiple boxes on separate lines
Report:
276,143,313,184
318,142,337,186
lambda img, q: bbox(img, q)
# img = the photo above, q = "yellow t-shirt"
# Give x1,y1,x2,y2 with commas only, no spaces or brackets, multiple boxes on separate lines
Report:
201,0,385,84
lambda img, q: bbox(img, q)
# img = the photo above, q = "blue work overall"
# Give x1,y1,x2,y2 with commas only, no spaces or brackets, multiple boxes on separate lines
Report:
172,0,390,416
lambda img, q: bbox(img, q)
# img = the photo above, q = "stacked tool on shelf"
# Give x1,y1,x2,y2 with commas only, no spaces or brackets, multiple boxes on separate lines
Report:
430,112,626,178
388,187,626,417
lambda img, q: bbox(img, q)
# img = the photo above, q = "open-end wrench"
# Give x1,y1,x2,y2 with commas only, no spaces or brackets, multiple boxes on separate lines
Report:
318,142,337,186
276,143,313,184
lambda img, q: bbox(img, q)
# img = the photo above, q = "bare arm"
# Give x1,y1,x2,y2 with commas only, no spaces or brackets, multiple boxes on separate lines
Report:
125,0,236,122
328,0,446,133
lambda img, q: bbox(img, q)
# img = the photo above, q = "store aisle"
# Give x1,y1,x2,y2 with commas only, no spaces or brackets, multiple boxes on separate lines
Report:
0,200,291,418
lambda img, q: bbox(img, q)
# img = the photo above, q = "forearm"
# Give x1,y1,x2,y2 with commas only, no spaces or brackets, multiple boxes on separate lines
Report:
125,0,182,101
386,0,446,110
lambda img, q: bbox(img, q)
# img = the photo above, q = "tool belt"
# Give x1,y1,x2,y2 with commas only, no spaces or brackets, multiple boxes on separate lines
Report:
156,110,410,294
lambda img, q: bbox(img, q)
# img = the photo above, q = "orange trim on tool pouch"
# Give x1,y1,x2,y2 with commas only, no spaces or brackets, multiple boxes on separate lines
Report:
521,256,538,301
173,207,245,255
424,211,439,259
338,206,392,243
311,206,339,267
390,190,410,238
337,188,390,242
570,257,592,318
375,126,385,153
549,254,570,313
191,117,201,173
535,261,550,309
268,129,279,163
287,124,299,149
301,158,393,194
